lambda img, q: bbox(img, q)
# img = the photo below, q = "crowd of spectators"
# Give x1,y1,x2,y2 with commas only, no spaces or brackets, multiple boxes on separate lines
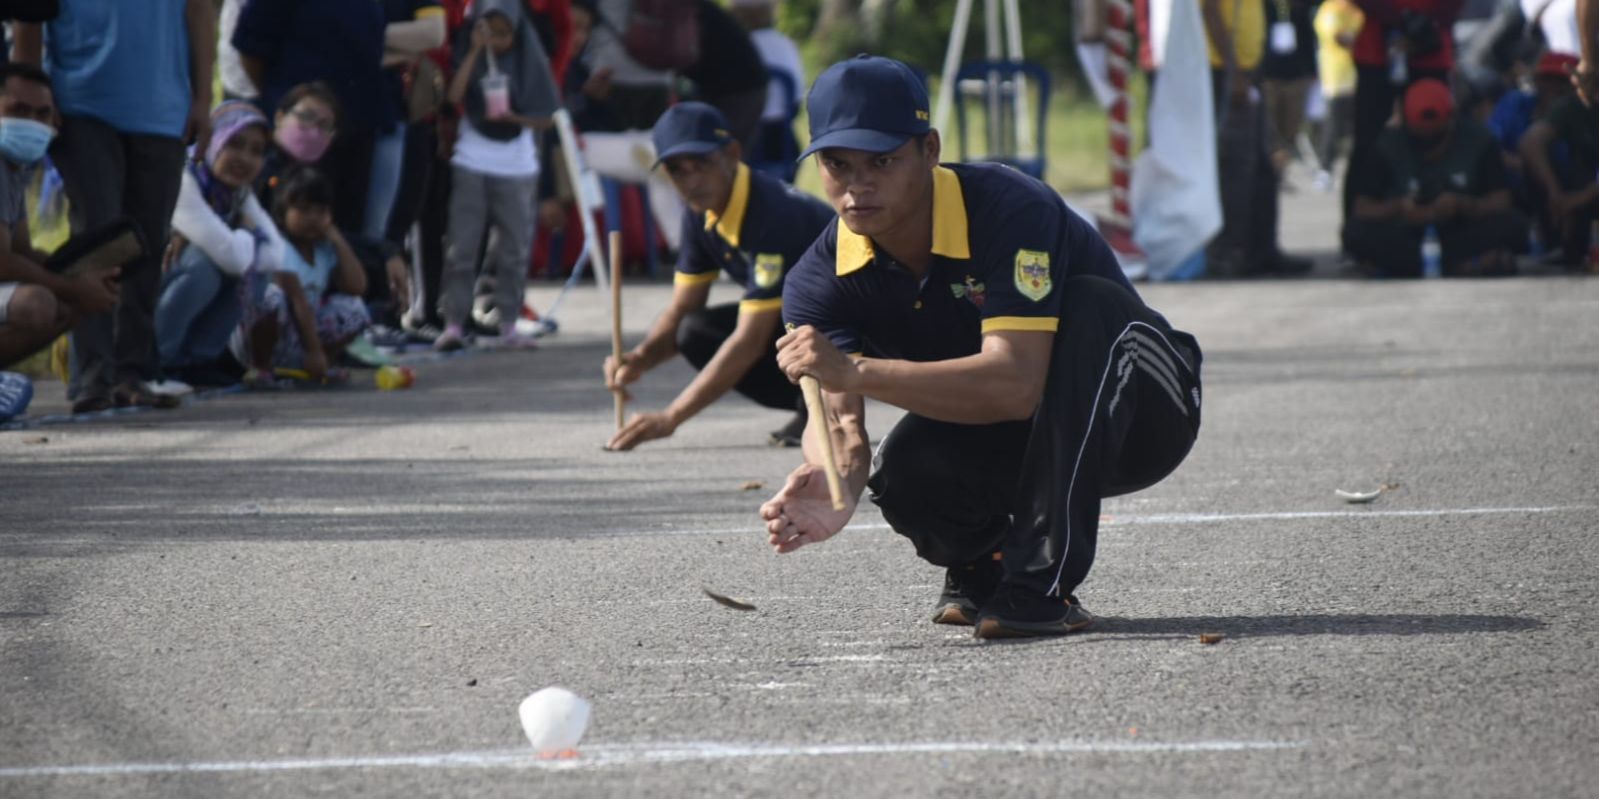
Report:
1191,0,1599,278
0,0,807,421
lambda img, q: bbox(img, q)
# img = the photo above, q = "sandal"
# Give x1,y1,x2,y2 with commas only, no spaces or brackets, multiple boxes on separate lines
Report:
111,381,181,410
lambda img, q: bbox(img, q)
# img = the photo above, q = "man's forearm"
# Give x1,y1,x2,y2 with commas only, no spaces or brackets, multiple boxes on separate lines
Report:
663,315,772,426
804,391,871,503
187,0,217,103
852,351,1043,425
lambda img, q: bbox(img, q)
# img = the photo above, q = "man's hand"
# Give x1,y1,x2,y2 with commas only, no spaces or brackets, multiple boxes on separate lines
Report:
303,348,329,382
185,94,212,149
775,325,858,392
62,267,121,315
603,352,643,397
1574,60,1599,106
760,463,855,553
162,233,189,273
1228,71,1255,108
606,410,677,451
470,18,490,52
1399,196,1434,226
385,255,411,315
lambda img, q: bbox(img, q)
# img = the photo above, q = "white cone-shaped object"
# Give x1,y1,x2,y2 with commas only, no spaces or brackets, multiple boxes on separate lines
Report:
518,687,590,754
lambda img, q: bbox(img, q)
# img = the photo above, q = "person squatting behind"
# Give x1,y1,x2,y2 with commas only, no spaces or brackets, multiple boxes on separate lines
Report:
602,101,835,452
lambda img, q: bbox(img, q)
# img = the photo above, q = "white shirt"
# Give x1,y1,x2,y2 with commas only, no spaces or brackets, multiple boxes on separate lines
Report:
170,170,284,277
751,28,805,121
451,119,540,178
218,0,258,100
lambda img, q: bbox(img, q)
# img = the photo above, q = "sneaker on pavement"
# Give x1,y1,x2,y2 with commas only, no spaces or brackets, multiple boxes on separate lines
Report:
0,371,34,422
974,582,1095,639
767,409,807,447
932,557,1003,626
434,324,467,352
494,323,540,350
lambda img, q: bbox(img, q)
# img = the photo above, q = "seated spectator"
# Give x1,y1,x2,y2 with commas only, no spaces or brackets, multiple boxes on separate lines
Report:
256,82,342,208
234,169,370,383
1519,84,1599,269
1343,79,1524,277
1490,53,1577,183
435,0,558,351
154,102,285,387
575,0,687,253
0,63,119,371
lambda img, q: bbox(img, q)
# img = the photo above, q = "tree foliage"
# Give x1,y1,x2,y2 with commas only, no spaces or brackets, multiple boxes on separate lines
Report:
775,0,1087,88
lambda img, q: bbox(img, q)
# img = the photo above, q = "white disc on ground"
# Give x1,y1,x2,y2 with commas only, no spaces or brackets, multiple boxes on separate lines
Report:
518,687,590,753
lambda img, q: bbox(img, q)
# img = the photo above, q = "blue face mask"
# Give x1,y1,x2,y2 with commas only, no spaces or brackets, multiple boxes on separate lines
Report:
0,118,55,164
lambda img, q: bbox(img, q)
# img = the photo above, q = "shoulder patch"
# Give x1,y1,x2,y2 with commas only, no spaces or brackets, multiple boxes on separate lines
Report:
1013,249,1052,302
754,253,784,289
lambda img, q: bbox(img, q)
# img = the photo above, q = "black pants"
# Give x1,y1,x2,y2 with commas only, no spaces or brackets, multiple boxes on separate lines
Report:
867,277,1202,597
1343,66,1449,219
675,303,800,412
1209,71,1280,275
325,126,376,233
1342,211,1527,277
52,115,186,397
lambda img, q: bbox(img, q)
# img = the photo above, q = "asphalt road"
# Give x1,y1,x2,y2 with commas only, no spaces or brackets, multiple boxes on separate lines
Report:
2,273,1596,798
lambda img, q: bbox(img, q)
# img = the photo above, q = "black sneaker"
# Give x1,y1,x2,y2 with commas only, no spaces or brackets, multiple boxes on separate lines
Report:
973,582,1095,639
931,557,1002,626
767,409,807,448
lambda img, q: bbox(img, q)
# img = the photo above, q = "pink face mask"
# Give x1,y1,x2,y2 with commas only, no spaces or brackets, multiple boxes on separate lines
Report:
276,122,332,164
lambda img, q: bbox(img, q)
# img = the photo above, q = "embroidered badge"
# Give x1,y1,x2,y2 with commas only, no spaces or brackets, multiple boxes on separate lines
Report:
950,275,986,307
753,253,784,289
1013,250,1052,302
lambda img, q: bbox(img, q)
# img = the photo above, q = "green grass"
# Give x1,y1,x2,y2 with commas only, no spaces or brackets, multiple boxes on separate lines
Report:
792,73,1148,198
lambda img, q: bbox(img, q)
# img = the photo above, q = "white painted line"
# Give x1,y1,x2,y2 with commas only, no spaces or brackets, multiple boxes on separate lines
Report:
1106,505,1594,526
0,739,1309,778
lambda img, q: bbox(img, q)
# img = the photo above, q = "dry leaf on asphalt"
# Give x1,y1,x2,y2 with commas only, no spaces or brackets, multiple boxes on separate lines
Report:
740,480,765,491
702,587,756,611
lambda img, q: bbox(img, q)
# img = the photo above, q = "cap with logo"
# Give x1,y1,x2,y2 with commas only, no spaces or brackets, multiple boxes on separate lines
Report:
1402,78,1454,137
799,54,930,160
651,101,734,167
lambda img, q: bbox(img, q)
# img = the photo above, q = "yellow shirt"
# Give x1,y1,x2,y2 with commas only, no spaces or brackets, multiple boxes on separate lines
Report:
1205,0,1266,71
1314,0,1364,97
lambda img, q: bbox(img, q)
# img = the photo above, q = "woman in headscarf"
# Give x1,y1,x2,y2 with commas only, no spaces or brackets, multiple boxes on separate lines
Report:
435,0,559,351
155,101,286,386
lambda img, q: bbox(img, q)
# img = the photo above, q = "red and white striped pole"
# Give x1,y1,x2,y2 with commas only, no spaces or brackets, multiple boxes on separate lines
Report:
1094,0,1146,276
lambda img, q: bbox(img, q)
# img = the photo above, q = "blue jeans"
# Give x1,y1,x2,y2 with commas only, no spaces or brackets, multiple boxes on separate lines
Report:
364,125,407,240
154,245,241,368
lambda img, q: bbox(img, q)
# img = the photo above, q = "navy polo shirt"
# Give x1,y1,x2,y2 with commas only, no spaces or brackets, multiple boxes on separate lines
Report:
675,164,836,314
782,162,1138,359
232,0,391,133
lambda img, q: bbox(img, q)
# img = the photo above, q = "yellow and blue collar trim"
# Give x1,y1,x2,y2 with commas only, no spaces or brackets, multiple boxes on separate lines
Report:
703,163,752,248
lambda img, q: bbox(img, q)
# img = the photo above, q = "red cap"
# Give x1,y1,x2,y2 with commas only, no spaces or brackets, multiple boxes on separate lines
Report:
1536,52,1579,78
1403,79,1454,135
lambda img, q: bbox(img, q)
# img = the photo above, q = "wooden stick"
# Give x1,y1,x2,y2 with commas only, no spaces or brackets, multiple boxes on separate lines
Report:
799,375,846,511
608,230,624,430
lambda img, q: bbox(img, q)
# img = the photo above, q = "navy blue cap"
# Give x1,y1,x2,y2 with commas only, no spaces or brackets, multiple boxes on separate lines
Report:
651,102,734,166
800,55,930,160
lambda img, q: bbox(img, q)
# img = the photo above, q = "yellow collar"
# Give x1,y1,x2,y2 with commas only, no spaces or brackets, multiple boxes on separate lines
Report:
836,165,969,276
704,162,751,248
